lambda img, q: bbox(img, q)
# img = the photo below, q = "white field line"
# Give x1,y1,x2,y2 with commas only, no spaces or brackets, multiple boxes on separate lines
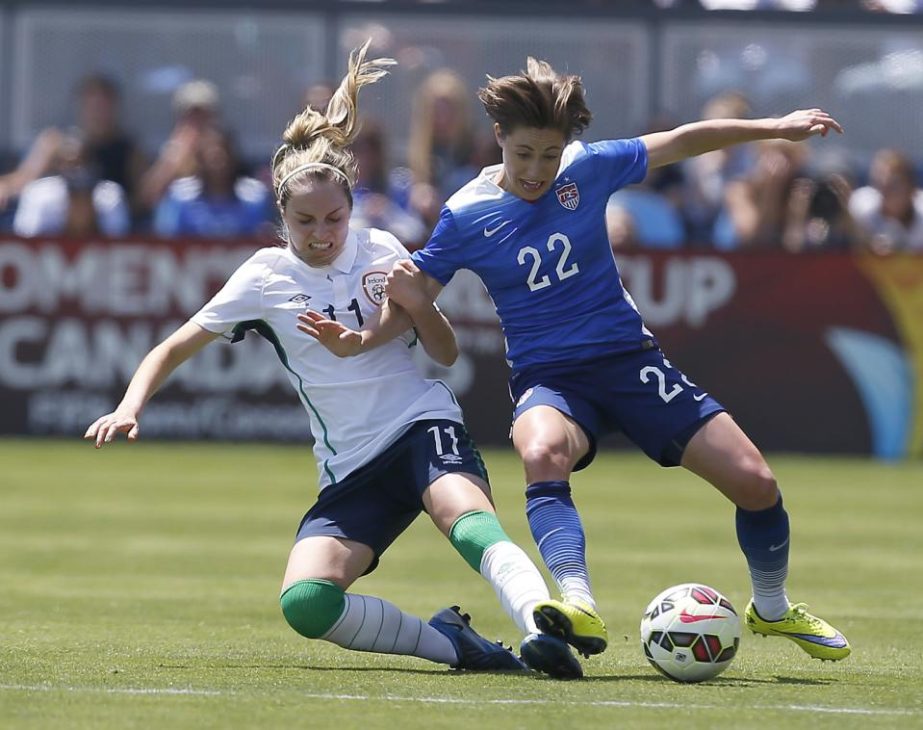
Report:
0,684,224,696
0,684,918,717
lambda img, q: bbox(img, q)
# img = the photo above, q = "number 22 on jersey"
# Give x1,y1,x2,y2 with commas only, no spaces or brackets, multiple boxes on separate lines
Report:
517,233,580,292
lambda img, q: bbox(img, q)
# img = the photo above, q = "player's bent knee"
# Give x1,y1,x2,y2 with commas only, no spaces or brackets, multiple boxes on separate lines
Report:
737,462,779,510
518,441,573,479
280,578,346,639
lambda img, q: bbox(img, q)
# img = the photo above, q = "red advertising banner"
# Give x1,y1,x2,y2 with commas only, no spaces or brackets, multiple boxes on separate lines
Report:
2,238,921,458
434,252,923,459
0,237,308,441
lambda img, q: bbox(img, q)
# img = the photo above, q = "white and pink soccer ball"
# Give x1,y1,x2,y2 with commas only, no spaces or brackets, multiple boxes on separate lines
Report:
640,583,741,683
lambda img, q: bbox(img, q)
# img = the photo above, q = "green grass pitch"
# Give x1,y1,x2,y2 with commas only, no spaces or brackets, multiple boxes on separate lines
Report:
1,439,921,729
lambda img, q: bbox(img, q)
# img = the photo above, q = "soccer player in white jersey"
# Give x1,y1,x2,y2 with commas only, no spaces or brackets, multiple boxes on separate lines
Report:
380,58,850,663
84,43,583,679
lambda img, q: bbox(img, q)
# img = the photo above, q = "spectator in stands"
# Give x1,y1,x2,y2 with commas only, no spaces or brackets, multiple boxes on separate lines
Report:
606,112,686,249
697,0,818,8
683,91,757,243
153,126,273,238
351,121,427,247
0,74,146,220
407,69,478,221
12,135,129,238
605,204,639,252
782,171,862,251
139,79,221,214
849,149,923,253
860,0,923,13
303,81,336,115
718,139,808,248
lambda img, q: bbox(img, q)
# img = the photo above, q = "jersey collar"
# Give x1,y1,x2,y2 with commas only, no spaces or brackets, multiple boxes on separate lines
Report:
479,164,505,194
478,141,581,198
329,228,359,273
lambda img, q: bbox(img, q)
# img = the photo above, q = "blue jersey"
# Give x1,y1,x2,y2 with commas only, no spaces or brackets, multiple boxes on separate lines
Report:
413,138,656,371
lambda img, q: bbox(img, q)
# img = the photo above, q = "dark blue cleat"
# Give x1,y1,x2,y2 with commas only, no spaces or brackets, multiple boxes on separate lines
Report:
429,606,528,672
520,632,584,679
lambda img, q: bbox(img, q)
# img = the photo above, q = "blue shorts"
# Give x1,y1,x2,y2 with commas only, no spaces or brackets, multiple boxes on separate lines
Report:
510,348,725,470
294,419,489,574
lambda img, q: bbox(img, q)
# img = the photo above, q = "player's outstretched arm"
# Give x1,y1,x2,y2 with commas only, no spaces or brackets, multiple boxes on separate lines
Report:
641,109,844,170
84,321,218,448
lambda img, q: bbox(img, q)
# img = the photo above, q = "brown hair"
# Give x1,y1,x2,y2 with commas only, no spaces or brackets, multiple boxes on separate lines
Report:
272,40,395,210
478,57,591,139
872,148,917,187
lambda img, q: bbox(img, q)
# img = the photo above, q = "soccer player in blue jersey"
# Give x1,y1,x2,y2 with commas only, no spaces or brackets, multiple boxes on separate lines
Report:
389,57,851,663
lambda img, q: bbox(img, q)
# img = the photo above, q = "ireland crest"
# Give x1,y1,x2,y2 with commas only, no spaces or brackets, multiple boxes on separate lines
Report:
362,271,388,306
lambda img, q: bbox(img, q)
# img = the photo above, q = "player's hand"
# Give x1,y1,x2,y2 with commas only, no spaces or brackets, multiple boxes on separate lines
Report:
774,109,844,141
386,260,430,314
297,309,362,357
84,410,140,449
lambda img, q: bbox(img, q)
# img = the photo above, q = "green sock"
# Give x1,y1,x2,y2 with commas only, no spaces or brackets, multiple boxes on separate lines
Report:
449,510,511,571
280,579,345,638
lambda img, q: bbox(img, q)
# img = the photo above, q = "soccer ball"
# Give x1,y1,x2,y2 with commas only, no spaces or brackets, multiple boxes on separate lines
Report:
640,583,741,683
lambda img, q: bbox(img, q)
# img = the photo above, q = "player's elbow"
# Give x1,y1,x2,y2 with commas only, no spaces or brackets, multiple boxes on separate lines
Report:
428,341,458,367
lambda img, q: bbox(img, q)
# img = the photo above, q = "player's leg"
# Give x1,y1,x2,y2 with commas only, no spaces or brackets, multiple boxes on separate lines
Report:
681,413,789,616
511,404,608,656
280,536,460,666
280,450,524,673
422,471,582,678
681,413,850,660
424,472,546,637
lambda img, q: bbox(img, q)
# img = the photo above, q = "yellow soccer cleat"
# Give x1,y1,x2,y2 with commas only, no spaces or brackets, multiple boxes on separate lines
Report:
745,601,851,662
533,599,608,657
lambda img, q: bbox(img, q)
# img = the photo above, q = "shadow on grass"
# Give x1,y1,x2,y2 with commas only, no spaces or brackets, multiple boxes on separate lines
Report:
549,674,836,685
161,663,504,676
769,675,836,686
159,664,837,685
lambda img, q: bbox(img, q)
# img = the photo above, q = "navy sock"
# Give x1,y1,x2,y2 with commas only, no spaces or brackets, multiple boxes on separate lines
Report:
736,495,790,620
525,480,594,606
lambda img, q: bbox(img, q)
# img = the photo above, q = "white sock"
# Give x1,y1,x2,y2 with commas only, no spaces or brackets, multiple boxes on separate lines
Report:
561,580,597,609
322,593,458,665
480,541,551,635
751,566,790,621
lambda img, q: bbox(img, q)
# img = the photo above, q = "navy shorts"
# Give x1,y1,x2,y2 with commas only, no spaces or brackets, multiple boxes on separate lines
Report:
510,348,725,470
294,419,489,574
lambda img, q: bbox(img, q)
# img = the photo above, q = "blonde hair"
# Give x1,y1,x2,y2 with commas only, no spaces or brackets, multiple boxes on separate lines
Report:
478,57,591,139
408,69,473,185
272,40,395,210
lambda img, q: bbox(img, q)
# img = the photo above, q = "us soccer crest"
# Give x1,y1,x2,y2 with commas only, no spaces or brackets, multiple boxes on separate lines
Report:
556,182,580,211
362,270,388,306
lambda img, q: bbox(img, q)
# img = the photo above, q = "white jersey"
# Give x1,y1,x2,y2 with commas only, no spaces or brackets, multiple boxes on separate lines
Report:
191,227,463,490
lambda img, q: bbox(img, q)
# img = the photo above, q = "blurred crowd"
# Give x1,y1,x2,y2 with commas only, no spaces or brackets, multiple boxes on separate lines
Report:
651,0,923,11
426,0,923,12
1,72,920,255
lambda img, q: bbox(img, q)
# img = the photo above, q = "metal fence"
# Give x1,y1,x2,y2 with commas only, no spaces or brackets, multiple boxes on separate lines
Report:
0,3,920,167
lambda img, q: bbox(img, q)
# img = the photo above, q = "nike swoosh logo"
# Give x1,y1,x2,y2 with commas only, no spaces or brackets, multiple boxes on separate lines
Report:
789,631,849,648
484,220,510,237
693,392,707,402
679,611,726,623
769,537,790,552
